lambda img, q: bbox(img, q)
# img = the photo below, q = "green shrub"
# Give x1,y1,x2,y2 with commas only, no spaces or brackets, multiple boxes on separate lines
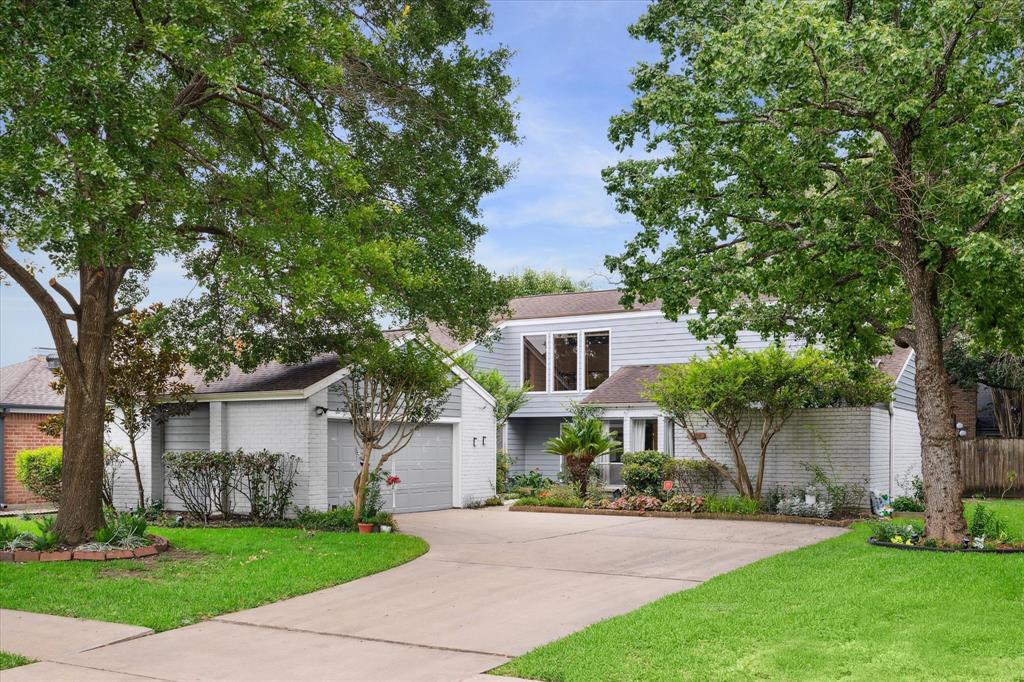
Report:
891,496,925,512
15,446,62,504
621,451,670,497
509,470,553,493
515,484,585,508
294,505,356,531
496,449,511,494
661,494,704,512
367,510,398,530
870,520,922,543
702,494,762,515
663,458,725,495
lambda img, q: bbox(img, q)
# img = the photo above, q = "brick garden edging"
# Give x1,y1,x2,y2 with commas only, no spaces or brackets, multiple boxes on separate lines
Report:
510,505,855,528
0,534,170,563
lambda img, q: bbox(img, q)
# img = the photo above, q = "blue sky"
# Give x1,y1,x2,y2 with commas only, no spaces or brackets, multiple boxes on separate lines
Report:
0,0,657,366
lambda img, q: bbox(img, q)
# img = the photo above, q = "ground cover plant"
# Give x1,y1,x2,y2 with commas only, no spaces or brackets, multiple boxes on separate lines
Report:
0,520,425,632
496,500,1024,681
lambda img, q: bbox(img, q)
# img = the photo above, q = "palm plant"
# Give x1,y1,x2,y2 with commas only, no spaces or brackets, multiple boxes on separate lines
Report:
544,417,621,496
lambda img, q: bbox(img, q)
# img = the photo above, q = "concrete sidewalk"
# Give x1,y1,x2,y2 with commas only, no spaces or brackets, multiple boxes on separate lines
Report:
2,508,844,681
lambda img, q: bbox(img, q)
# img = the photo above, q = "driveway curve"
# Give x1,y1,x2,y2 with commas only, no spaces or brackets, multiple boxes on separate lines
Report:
6,507,844,681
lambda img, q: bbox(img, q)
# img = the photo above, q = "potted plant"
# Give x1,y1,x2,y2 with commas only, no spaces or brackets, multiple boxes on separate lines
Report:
357,520,375,534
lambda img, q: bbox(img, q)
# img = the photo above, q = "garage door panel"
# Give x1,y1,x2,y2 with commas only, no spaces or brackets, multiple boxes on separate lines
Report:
328,421,453,513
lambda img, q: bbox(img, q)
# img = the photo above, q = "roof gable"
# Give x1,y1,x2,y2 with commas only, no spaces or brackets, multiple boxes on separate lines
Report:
0,356,63,408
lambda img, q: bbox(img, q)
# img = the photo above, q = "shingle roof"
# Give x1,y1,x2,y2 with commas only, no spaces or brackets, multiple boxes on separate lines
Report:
180,329,413,395
875,345,913,380
581,365,667,405
181,353,343,395
0,356,63,408
427,289,662,351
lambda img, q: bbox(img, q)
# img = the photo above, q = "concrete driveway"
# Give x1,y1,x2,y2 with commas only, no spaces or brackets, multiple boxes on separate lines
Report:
3,507,844,681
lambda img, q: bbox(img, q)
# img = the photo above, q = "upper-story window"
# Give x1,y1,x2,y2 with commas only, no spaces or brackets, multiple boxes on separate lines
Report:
522,334,547,392
523,330,610,393
553,333,578,392
584,331,610,389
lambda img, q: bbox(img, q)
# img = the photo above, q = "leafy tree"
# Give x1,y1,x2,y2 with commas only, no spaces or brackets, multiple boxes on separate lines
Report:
605,1,1023,541
645,346,892,500
455,355,530,431
42,306,194,509
335,341,456,522
544,416,621,497
501,268,589,298
947,340,1024,438
0,0,516,542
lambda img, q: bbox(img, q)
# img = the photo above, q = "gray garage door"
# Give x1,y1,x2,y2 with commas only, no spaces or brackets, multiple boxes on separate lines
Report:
327,421,454,513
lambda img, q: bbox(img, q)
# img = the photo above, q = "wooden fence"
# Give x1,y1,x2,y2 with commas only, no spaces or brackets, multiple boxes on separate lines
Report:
958,438,1024,496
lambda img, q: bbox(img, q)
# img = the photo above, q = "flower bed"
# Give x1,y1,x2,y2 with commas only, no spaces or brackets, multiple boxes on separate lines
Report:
0,534,170,562
866,537,1024,553
510,504,853,527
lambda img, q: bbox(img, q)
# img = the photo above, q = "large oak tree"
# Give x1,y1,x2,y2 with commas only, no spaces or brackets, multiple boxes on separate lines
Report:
604,0,1023,541
0,0,517,542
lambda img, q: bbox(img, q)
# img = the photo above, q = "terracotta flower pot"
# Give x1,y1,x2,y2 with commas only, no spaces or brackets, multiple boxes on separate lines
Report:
357,522,375,534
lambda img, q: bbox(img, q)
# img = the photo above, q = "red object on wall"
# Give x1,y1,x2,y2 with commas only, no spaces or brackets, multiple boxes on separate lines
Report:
2,412,61,505
663,480,673,492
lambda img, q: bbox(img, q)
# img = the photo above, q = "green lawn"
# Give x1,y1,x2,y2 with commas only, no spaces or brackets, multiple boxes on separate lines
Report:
0,651,34,670
0,523,426,632
496,499,1024,682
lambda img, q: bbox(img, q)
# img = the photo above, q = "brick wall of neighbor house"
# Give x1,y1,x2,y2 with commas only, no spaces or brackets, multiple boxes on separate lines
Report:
2,412,60,505
673,407,882,506
459,386,497,504
951,384,978,439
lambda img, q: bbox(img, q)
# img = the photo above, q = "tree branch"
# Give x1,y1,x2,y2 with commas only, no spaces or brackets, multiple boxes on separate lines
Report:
48,277,81,319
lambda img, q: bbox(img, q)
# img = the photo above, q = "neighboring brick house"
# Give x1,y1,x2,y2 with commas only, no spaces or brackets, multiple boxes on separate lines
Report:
0,355,63,506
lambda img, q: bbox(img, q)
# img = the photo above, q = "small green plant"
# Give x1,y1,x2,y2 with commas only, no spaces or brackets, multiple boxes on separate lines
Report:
0,521,19,547
30,516,60,551
891,496,925,512
294,505,356,531
968,503,1010,543
870,520,922,543
702,495,762,515
496,449,512,495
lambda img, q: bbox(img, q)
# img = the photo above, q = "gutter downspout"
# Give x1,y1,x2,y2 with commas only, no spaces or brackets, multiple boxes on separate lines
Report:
0,407,6,507
888,401,894,498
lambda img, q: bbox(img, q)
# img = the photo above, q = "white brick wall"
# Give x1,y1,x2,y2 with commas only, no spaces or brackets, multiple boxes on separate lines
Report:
107,414,160,510
868,407,892,496
458,386,497,505
305,389,329,510
672,407,879,505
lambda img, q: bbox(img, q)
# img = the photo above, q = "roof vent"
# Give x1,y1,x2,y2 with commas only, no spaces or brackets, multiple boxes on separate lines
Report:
45,353,61,370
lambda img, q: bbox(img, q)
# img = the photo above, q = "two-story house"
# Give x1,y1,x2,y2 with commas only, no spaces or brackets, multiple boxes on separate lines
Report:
435,289,951,502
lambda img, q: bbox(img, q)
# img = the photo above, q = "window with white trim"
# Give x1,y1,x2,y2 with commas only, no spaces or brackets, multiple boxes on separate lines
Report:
521,330,610,393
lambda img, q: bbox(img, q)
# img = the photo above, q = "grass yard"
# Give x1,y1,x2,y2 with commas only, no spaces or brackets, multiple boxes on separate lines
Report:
496,499,1024,682
0,651,34,670
0,522,426,632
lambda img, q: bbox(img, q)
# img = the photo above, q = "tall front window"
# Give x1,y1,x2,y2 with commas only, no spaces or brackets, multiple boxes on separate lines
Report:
522,334,547,392
553,333,578,392
584,331,610,390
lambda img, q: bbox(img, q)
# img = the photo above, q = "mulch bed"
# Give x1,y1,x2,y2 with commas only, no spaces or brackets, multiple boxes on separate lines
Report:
510,505,855,528
0,534,171,563
866,537,1024,554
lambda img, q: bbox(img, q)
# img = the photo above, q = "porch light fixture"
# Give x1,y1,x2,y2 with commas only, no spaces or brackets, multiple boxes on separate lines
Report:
315,405,329,416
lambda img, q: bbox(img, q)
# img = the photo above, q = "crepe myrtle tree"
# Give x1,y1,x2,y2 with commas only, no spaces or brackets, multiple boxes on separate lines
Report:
41,305,195,509
0,0,516,542
336,340,457,522
604,0,1024,541
645,346,892,500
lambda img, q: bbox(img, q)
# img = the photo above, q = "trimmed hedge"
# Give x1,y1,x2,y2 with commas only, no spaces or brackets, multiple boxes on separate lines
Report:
15,446,62,504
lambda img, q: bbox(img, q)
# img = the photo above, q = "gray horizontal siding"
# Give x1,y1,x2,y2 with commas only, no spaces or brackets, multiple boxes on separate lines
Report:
327,381,461,418
506,417,564,480
163,404,210,452
893,352,916,412
470,313,799,417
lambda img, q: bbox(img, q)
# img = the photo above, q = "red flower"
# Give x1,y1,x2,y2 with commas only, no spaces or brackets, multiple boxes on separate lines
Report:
386,475,401,486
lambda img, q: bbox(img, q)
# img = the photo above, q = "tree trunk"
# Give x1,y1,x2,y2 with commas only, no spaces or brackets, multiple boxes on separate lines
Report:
129,439,146,509
566,455,593,496
352,442,374,521
53,267,118,544
908,273,967,543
